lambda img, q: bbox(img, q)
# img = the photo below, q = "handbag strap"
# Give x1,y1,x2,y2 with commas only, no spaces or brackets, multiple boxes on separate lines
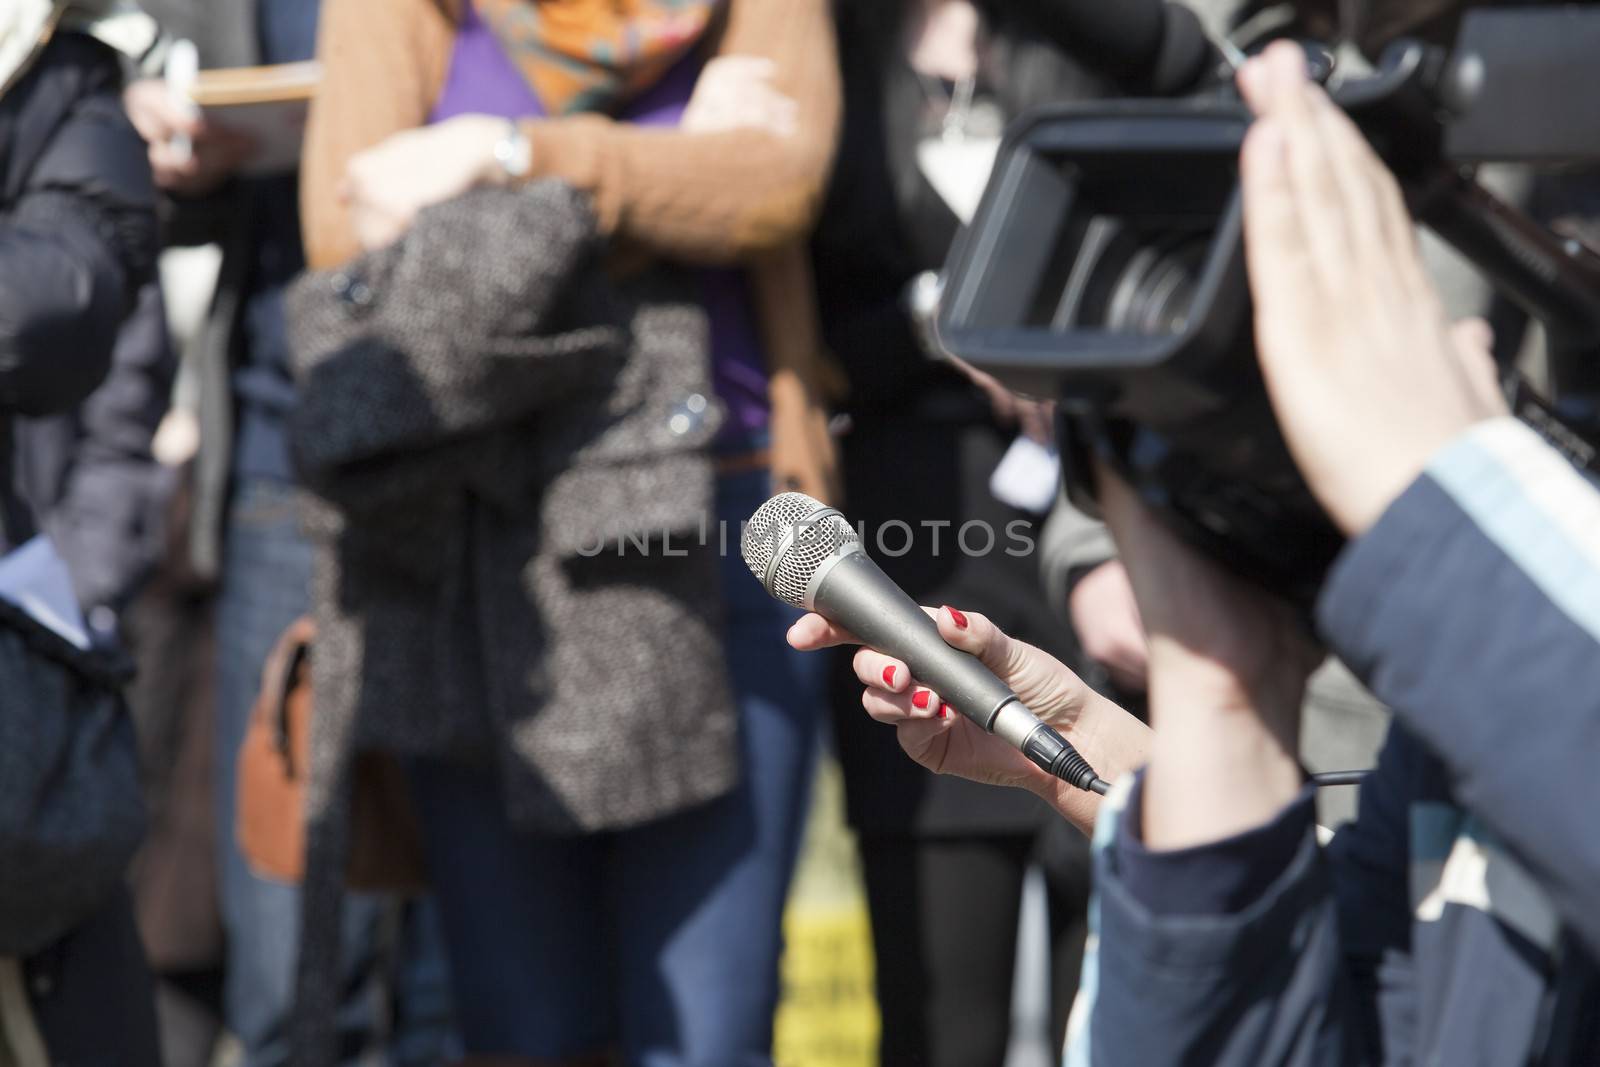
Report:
259,616,315,776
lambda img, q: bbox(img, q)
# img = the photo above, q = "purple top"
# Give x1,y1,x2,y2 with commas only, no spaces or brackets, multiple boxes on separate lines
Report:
430,5,771,447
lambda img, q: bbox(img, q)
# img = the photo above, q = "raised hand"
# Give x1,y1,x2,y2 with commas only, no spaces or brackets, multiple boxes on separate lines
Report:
124,78,256,197
339,116,513,253
1237,42,1508,537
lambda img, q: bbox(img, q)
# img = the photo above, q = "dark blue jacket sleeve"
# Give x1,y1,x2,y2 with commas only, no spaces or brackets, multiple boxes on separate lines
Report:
15,280,177,615
0,37,158,416
1068,775,1357,1067
1316,417,1600,958
1069,418,1600,1066
1320,727,1424,1066
1070,744,1428,1067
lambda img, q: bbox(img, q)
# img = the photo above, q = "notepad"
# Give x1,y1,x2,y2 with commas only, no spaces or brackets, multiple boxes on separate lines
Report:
190,61,321,176
990,435,1062,516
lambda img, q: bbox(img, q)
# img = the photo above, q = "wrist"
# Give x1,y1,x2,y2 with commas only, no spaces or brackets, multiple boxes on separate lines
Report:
1030,771,1103,838
1142,710,1303,850
1027,693,1151,836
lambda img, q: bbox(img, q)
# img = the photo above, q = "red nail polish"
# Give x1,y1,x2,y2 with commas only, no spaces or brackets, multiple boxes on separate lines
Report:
882,665,896,687
940,702,952,719
947,606,969,629
912,689,931,710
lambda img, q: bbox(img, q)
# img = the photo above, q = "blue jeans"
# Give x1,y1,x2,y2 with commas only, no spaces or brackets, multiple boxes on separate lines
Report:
409,470,823,1064
215,479,457,1067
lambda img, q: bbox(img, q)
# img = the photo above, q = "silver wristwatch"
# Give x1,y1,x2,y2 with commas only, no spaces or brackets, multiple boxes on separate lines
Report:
493,120,533,181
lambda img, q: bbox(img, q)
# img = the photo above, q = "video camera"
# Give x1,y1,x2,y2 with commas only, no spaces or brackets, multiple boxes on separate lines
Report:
937,4,1600,603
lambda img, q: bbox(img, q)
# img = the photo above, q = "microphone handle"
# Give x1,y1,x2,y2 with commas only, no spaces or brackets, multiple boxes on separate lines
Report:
812,551,1108,794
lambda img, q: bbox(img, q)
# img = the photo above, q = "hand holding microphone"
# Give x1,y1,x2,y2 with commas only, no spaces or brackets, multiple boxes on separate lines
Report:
747,494,1152,827
791,604,1150,830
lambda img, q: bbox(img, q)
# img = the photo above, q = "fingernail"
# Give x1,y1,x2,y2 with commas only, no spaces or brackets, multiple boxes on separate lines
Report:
912,689,931,710
939,702,952,719
882,665,897,687
946,606,969,629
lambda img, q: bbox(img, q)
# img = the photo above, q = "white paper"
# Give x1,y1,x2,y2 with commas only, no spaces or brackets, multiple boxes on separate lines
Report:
989,435,1061,516
916,135,1001,226
0,536,91,650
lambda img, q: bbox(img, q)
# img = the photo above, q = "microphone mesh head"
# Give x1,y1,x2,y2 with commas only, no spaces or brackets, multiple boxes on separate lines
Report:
741,492,820,582
742,492,860,608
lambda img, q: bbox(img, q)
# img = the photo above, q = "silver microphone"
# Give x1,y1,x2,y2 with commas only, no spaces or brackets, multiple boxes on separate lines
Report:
742,492,1108,795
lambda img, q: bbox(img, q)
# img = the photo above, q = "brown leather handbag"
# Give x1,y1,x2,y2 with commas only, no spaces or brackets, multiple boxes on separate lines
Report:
235,616,427,892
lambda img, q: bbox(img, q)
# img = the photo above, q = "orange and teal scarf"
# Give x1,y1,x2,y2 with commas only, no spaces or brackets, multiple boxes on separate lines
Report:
474,0,723,116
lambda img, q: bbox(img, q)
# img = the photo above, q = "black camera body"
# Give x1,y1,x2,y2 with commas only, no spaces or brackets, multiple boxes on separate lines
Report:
937,98,1336,598
937,7,1600,603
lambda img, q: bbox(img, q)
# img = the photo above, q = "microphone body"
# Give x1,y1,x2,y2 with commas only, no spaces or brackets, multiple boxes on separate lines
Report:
744,495,1108,795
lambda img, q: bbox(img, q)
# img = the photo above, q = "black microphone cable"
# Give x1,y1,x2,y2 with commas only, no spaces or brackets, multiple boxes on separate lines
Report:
1311,770,1369,787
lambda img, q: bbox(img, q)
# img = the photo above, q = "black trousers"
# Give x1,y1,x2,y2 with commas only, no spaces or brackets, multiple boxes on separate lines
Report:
25,889,161,1067
860,826,1092,1067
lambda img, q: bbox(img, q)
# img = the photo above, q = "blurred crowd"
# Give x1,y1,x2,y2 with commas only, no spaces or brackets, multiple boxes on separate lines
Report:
0,1,1588,1066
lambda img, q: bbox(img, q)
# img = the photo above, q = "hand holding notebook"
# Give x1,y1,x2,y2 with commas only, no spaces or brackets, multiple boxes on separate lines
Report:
126,55,320,187
188,59,320,176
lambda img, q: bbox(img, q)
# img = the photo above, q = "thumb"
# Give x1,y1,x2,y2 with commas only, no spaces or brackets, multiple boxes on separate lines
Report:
933,604,1015,675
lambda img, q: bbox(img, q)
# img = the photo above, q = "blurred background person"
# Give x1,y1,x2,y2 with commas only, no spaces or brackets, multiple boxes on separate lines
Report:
0,2,162,1062
810,2,1118,1061
12,277,204,1064
121,2,457,1063
295,0,840,1062
14,281,176,650
118,468,233,1067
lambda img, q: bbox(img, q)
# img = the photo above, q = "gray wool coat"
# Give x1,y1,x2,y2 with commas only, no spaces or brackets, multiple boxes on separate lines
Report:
285,182,740,1064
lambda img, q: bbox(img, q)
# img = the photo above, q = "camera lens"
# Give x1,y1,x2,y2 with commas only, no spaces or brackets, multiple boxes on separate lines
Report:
1104,235,1207,336
1051,219,1210,338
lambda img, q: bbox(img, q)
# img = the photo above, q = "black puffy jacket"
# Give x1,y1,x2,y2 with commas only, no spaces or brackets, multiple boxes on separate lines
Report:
0,31,157,547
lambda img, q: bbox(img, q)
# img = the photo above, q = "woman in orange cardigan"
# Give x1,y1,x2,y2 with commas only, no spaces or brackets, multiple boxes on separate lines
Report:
301,1,840,1062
